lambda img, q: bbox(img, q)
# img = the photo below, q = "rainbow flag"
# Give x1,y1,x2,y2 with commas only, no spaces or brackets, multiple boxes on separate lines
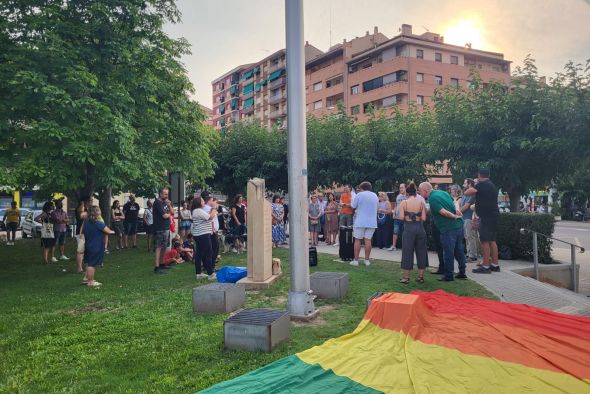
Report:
200,291,590,393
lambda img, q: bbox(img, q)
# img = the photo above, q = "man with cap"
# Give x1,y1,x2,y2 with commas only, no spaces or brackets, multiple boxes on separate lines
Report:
123,194,140,248
464,169,500,273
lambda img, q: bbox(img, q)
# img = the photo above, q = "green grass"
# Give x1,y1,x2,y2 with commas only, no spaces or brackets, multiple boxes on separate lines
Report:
0,236,495,393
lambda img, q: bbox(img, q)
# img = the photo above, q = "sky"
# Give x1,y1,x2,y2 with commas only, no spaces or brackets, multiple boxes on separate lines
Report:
164,0,590,107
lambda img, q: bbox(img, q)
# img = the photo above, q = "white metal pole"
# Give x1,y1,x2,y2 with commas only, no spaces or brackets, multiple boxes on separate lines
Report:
285,0,316,319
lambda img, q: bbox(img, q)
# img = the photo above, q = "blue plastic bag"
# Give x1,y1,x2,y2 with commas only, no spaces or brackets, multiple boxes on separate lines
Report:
216,266,248,283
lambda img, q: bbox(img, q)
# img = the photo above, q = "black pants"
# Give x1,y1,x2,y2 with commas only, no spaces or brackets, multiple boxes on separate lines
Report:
194,234,213,275
432,222,445,271
210,233,219,267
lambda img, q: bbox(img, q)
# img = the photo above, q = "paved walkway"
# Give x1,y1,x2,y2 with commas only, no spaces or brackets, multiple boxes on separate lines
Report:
309,244,590,316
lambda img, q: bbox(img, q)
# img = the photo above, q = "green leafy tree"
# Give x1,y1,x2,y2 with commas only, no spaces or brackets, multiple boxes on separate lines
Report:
0,0,217,221
209,122,287,198
432,56,580,211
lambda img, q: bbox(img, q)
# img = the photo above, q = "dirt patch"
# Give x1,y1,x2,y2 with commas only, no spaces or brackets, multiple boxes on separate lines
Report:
63,302,118,316
292,304,337,327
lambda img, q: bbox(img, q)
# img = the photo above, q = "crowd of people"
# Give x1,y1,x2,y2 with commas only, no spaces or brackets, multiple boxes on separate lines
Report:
306,169,501,282
3,168,501,287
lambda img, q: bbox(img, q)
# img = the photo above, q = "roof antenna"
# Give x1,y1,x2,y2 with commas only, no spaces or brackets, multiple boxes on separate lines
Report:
422,25,430,32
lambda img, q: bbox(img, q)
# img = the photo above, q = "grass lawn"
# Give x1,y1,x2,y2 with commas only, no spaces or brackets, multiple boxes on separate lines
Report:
0,236,495,393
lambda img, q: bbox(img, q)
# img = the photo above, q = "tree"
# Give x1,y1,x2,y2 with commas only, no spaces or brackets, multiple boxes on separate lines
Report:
209,122,287,198
0,0,217,221
432,56,580,211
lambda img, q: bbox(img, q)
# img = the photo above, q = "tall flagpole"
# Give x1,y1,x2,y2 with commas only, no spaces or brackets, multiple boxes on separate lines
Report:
285,0,317,319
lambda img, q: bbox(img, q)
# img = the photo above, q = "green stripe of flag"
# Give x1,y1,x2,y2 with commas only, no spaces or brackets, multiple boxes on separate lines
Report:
198,355,381,393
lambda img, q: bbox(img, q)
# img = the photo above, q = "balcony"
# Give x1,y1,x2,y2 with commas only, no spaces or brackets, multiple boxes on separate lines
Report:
269,76,286,90
243,105,254,115
269,92,285,105
269,108,286,119
268,62,285,74
242,91,254,100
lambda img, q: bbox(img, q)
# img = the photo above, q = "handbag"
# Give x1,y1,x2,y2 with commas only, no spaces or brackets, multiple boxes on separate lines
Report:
310,219,319,225
377,213,387,225
41,218,54,239
77,236,86,254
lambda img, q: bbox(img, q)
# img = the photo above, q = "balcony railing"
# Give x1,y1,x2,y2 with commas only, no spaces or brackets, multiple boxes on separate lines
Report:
243,105,254,114
269,76,286,90
269,108,286,119
269,93,285,105
268,63,285,74
242,91,254,100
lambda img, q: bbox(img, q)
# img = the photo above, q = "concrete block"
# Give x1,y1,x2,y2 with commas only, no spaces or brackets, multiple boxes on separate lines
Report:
192,283,245,314
310,272,349,300
224,308,290,352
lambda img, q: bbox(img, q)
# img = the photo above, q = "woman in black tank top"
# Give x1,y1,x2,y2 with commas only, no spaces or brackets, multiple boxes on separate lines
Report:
398,183,428,284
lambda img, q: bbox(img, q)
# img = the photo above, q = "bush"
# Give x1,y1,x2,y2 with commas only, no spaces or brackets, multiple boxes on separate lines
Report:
497,213,555,263
425,213,555,264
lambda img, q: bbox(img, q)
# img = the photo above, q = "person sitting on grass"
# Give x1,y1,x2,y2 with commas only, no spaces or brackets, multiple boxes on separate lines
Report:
182,234,195,262
163,242,184,265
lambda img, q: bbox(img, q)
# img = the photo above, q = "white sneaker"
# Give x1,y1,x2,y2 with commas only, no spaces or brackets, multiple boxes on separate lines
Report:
387,246,397,251
196,273,209,279
59,255,69,261
333,243,339,247
208,273,217,281
231,248,238,253
364,260,371,266
51,257,59,263
350,260,359,266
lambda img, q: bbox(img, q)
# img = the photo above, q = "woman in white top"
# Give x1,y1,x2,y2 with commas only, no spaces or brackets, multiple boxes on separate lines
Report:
191,197,217,280
143,200,154,252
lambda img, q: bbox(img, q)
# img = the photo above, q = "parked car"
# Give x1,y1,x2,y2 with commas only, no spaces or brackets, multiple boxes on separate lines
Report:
21,210,43,238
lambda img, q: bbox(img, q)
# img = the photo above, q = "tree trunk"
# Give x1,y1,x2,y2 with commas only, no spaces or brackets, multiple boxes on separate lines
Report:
99,187,112,225
508,192,522,213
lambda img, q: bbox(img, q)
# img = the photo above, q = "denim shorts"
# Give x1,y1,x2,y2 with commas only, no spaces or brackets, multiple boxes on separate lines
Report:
393,219,404,235
54,231,66,245
124,221,137,235
154,230,169,250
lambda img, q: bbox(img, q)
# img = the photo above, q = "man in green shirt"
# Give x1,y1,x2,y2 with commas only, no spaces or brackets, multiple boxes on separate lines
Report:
419,182,467,282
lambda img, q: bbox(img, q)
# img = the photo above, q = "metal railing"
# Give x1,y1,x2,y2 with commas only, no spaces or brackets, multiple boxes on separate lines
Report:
520,228,585,293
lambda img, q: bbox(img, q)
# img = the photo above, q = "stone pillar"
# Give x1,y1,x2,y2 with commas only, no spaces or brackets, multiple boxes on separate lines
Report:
238,178,281,289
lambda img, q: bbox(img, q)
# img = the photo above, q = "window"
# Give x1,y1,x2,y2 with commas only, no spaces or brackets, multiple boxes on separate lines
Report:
435,52,442,62
492,66,500,72
313,100,323,110
417,95,424,105
416,73,424,82
416,49,424,59
313,82,322,92
435,75,443,85
450,55,458,65
450,78,459,88
351,85,360,95
382,95,397,107
350,105,360,115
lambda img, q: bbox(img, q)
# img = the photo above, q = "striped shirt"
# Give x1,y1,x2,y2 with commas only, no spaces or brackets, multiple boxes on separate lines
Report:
191,208,212,236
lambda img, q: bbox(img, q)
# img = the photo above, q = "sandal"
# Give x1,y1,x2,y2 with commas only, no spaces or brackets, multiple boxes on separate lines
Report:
416,276,425,283
87,281,102,287
399,277,410,284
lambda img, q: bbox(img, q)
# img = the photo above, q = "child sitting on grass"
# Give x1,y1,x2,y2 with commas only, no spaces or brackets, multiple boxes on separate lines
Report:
163,242,184,265
181,234,194,262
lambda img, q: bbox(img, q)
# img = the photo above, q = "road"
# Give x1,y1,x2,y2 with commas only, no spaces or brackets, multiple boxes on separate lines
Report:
553,221,590,296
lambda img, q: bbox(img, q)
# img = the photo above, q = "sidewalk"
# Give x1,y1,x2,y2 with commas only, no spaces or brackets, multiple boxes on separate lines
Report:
308,244,590,317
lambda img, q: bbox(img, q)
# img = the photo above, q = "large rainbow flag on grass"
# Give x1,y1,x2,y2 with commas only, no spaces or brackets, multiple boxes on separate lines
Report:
201,291,590,393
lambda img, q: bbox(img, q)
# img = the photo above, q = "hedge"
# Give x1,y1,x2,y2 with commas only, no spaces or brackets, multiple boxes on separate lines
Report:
425,213,555,264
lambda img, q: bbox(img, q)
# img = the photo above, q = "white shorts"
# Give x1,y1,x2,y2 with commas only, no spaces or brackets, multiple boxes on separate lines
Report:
353,227,375,240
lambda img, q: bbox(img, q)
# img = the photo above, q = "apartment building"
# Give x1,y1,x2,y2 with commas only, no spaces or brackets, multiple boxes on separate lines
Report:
211,45,323,132
306,24,511,122
212,24,511,130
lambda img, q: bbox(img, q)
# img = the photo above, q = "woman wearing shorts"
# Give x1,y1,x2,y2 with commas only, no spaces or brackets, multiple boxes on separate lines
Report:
110,200,124,250
35,201,56,265
179,201,192,240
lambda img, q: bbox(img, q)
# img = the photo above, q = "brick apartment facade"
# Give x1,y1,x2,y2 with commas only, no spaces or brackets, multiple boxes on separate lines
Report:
212,24,511,132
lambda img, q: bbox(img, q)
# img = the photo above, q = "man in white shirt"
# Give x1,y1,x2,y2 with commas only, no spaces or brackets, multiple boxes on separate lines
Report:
351,181,379,267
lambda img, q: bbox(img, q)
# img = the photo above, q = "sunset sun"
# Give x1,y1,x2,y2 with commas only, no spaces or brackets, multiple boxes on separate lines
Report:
444,20,482,48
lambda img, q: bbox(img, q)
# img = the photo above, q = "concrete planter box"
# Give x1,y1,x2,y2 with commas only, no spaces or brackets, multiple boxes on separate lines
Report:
310,272,349,300
514,262,579,291
192,283,245,314
224,309,290,352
